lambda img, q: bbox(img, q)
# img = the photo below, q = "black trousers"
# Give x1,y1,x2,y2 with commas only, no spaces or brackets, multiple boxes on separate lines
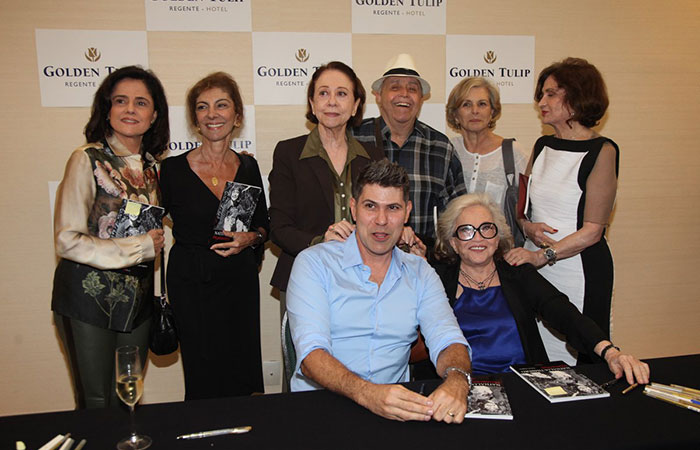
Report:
55,313,150,409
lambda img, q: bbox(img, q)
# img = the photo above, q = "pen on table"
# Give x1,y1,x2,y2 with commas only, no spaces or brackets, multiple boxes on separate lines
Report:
177,426,252,440
600,377,620,389
58,437,74,450
38,433,70,450
643,390,700,413
671,383,700,395
622,383,639,395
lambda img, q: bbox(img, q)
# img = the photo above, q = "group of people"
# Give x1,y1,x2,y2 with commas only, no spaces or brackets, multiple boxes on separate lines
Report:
51,53,649,422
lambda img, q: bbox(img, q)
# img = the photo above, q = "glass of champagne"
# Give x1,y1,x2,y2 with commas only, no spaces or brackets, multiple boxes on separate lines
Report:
115,345,151,449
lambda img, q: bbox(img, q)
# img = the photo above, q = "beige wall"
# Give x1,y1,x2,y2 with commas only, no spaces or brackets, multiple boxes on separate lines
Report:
1,0,699,416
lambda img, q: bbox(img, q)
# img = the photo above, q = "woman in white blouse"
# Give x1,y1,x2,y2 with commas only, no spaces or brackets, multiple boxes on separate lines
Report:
446,77,528,245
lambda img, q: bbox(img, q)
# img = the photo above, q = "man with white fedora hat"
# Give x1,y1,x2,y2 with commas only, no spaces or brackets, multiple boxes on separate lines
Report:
353,53,466,250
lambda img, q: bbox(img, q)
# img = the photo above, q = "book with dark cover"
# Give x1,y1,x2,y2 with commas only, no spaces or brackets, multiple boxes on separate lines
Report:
211,181,262,244
510,361,610,403
110,199,164,238
465,380,514,420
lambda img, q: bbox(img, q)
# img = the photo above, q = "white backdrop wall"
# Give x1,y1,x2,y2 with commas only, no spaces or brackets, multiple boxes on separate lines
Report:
1,0,699,415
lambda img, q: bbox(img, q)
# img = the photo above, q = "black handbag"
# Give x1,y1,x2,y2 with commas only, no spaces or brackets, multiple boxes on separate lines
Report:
502,139,526,248
150,249,178,355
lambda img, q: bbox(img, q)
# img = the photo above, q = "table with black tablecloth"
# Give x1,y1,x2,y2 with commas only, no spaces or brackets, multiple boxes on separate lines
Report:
1,355,698,449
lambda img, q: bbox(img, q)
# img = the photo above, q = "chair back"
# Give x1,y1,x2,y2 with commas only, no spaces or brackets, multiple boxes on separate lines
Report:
281,311,296,390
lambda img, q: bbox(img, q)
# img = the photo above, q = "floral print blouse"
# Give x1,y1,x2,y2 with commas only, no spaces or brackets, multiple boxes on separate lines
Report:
51,135,160,331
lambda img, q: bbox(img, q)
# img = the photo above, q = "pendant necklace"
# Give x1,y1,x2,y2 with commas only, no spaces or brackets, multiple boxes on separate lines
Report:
202,150,226,186
460,267,497,290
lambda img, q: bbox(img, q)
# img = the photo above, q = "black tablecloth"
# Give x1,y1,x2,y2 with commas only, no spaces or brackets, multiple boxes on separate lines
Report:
1,354,699,449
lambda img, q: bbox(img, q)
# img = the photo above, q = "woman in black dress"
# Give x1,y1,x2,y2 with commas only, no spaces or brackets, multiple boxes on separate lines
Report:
160,72,268,400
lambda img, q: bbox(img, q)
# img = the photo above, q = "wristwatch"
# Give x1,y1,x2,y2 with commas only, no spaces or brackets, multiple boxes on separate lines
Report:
251,231,263,249
542,246,557,266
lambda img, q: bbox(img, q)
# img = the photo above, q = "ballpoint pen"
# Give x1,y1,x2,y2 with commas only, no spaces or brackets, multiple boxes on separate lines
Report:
622,383,639,395
177,426,252,440
600,377,620,389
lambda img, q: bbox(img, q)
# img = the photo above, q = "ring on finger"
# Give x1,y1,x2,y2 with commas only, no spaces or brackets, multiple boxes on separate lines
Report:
447,411,455,417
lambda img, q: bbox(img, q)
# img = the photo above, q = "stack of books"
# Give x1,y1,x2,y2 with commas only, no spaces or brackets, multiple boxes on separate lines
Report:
643,383,700,413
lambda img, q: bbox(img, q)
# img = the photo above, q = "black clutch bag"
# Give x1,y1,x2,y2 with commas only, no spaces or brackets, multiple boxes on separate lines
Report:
150,249,178,355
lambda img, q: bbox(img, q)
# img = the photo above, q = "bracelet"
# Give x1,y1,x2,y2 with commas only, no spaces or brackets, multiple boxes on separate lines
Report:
251,231,263,249
443,366,472,388
600,343,620,360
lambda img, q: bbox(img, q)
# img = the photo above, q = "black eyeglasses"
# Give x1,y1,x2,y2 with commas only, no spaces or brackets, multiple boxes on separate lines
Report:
453,222,498,241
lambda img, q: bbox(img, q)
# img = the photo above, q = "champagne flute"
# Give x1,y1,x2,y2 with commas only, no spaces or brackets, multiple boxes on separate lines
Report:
115,345,151,449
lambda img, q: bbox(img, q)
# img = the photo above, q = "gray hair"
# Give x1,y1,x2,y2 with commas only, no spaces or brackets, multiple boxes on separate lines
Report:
434,193,513,263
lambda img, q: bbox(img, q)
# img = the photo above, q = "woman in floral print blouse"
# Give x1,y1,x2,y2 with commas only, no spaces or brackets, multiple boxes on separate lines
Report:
51,66,170,409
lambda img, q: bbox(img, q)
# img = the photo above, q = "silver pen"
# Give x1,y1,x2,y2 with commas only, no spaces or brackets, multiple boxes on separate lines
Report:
177,426,252,440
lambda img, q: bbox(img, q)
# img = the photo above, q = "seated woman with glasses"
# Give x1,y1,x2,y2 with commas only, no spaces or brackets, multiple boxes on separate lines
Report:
426,193,649,384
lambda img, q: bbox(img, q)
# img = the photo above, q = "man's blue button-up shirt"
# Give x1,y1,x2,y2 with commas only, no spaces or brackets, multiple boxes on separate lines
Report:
288,232,469,391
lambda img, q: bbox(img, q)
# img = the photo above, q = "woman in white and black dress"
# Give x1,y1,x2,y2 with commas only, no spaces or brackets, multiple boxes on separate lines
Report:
505,58,619,365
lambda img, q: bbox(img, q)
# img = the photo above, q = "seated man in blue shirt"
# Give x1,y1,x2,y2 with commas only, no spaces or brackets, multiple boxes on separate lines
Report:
287,159,472,423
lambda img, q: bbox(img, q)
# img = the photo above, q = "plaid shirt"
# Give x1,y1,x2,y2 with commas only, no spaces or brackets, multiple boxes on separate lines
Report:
353,117,467,241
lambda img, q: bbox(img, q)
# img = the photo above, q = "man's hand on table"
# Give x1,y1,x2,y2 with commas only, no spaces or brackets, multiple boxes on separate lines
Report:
429,373,469,424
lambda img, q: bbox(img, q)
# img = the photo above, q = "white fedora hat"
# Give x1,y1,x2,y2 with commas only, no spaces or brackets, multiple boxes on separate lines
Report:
371,53,431,96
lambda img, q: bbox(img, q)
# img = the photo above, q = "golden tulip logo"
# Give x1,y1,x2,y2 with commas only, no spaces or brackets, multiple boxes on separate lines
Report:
295,49,309,63
483,50,497,64
85,47,101,62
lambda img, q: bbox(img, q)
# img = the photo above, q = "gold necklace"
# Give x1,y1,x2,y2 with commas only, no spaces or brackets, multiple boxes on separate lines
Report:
201,149,226,186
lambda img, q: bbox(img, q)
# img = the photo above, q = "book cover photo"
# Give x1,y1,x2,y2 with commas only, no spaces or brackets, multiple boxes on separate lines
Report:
212,181,262,243
510,361,609,403
466,380,514,420
110,199,165,238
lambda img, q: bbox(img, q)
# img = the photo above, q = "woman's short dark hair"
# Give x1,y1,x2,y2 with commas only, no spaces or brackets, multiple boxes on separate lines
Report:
352,159,408,202
534,57,609,128
306,61,365,127
186,72,245,134
85,65,170,160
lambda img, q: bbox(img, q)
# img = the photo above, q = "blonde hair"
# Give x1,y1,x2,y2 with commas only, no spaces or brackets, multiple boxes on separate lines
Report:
446,77,502,132
434,193,513,263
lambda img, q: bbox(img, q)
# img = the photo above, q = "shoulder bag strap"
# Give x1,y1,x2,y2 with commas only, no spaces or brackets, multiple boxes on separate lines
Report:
159,249,166,297
501,138,515,187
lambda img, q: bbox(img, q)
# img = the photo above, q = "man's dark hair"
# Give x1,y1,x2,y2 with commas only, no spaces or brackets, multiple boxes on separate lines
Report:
352,159,409,202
